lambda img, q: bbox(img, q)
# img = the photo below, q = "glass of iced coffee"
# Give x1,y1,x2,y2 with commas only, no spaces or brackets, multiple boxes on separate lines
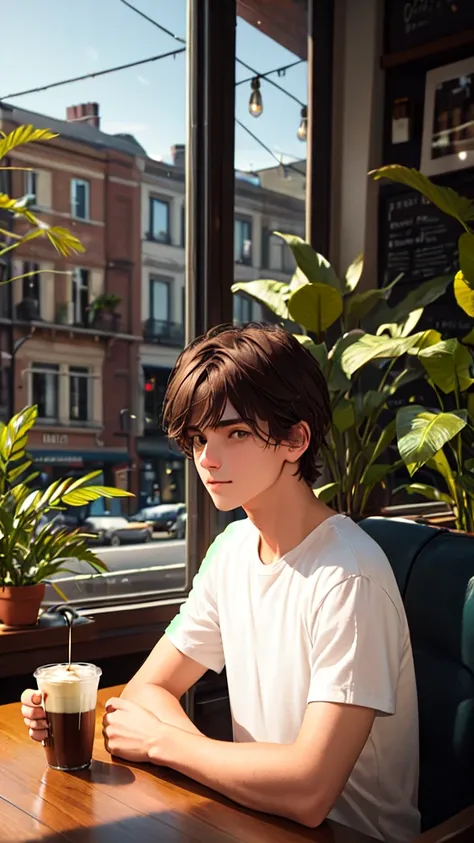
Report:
34,662,102,771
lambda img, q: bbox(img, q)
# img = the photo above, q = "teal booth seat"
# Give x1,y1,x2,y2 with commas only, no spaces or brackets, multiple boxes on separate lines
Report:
360,517,474,832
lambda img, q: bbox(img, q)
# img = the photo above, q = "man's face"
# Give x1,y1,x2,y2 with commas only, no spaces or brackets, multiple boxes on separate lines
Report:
187,401,292,511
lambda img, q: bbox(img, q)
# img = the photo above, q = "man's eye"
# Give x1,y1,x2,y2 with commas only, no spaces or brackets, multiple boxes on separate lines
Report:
230,430,249,440
192,435,206,447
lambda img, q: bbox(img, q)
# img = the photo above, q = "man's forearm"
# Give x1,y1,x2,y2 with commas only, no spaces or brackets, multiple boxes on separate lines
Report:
149,727,319,827
121,683,202,736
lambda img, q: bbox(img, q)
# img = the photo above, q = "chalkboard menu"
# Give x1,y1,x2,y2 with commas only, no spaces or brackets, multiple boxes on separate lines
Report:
384,191,459,283
385,0,474,55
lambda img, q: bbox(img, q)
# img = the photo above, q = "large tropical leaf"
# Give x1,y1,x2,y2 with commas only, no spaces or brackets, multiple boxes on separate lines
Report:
231,280,291,320
418,338,474,393
344,253,363,294
275,233,341,291
61,485,132,506
313,482,340,504
397,483,454,506
341,333,423,377
369,419,397,465
360,463,392,485
328,331,365,391
0,125,58,160
458,233,474,290
396,405,467,476
376,308,423,339
288,282,343,335
333,398,356,433
293,335,329,374
454,270,474,317
390,275,452,324
370,165,474,223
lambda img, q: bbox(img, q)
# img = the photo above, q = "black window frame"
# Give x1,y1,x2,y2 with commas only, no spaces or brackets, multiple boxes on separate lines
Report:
234,217,253,265
31,363,60,422
149,196,171,244
69,365,91,423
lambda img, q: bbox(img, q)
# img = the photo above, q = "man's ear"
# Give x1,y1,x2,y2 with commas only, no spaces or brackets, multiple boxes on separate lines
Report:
286,421,311,462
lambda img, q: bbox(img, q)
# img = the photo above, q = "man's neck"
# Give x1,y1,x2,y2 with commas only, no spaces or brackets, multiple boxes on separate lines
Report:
243,472,335,565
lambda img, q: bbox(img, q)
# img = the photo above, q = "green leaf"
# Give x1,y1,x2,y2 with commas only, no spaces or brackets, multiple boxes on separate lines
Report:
344,253,363,293
61,485,133,506
231,280,291,320
390,275,452,324
458,233,474,289
454,270,474,317
0,125,58,160
288,282,343,336
466,457,474,471
333,398,355,433
457,473,474,498
370,165,474,223
370,419,397,464
418,338,474,393
328,332,364,391
377,308,424,339
361,463,392,485
396,405,467,476
293,336,328,374
274,233,341,291
313,482,340,504
399,483,454,506
340,333,423,377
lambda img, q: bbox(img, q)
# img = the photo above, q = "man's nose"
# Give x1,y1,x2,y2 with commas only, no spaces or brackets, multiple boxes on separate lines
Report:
199,441,221,470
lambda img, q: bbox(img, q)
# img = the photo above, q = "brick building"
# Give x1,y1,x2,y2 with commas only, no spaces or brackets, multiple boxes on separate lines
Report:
0,101,144,503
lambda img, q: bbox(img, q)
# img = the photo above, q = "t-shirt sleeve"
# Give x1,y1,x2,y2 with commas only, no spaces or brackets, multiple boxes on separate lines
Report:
165,528,229,674
307,575,403,715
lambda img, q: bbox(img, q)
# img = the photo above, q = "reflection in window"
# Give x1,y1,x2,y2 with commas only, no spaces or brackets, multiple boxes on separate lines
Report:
69,366,90,422
149,197,170,243
235,217,252,265
150,277,170,322
72,268,89,325
32,363,59,421
24,170,37,204
22,261,40,304
234,294,252,325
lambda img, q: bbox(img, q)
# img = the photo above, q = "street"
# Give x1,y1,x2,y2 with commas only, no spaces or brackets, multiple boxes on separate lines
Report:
43,538,186,606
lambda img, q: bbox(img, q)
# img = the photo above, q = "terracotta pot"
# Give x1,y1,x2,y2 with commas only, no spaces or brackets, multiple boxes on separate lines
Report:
0,583,45,627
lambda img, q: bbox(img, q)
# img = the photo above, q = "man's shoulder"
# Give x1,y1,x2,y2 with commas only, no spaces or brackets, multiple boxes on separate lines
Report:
203,517,254,568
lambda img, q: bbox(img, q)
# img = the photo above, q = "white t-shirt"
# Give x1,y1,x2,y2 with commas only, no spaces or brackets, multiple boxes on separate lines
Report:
166,514,420,842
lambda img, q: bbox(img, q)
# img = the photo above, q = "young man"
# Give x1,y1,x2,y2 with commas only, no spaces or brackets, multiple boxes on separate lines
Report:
22,324,420,842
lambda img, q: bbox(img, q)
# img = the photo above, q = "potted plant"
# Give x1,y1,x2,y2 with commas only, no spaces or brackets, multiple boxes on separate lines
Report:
232,235,451,518
0,405,132,627
89,293,122,331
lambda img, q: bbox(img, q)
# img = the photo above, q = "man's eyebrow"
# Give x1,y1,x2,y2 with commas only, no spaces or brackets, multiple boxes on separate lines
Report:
186,417,246,433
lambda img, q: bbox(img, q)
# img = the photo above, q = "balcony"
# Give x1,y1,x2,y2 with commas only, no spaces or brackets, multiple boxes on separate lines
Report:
143,319,184,348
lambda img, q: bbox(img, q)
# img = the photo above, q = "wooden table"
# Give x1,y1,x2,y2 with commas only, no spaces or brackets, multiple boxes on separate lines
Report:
0,685,380,843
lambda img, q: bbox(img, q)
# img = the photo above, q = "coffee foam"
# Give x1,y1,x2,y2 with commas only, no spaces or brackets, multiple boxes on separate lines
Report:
35,663,100,714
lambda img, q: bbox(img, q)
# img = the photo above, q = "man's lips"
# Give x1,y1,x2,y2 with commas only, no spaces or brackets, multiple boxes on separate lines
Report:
207,480,232,485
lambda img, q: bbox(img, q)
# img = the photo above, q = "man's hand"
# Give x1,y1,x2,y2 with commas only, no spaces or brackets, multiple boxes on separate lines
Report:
102,697,167,763
21,689,48,743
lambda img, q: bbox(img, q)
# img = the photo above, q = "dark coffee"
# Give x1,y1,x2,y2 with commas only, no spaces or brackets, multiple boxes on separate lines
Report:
44,709,95,770
34,662,102,771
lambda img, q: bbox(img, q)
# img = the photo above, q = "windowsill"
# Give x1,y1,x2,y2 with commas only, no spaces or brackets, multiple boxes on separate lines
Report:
0,597,185,678
34,421,101,433
0,317,142,343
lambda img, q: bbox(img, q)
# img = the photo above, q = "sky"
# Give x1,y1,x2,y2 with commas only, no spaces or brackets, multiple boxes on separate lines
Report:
0,0,308,171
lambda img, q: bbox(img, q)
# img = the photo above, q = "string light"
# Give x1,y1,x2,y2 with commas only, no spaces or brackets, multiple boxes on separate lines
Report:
297,106,308,142
248,77,263,117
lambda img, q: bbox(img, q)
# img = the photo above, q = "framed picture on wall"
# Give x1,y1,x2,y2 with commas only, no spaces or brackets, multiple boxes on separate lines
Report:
421,56,474,177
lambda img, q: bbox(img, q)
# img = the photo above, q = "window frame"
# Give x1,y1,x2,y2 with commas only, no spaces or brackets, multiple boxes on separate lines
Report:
31,362,60,423
234,216,253,265
70,178,90,221
149,275,172,323
24,170,37,205
149,196,171,244
69,365,92,424
72,268,89,325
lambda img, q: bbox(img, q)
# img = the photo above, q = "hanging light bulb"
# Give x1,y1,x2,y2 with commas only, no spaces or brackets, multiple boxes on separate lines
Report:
249,77,263,117
297,106,307,141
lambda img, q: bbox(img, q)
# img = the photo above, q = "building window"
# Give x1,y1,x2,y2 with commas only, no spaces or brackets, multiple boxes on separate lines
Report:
181,204,185,247
73,268,89,325
24,170,37,204
235,218,252,265
69,367,90,422
143,366,172,433
150,277,170,322
71,178,90,220
32,363,59,422
233,294,253,325
22,262,40,303
149,197,170,243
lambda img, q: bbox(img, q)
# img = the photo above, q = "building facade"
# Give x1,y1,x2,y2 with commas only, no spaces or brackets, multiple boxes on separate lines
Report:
137,146,306,508
0,102,143,504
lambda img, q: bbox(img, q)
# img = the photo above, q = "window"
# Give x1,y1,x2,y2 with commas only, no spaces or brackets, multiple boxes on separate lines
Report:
181,204,185,247
234,294,253,325
149,197,170,243
69,367,90,422
24,170,37,204
71,178,90,220
150,277,170,322
32,363,59,422
72,268,89,325
235,217,252,265
22,262,40,302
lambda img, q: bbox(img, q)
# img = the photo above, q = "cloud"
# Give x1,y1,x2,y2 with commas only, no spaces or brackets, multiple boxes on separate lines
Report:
137,75,150,86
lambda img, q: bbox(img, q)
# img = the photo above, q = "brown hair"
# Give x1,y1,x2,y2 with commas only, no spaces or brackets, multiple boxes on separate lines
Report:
162,323,331,485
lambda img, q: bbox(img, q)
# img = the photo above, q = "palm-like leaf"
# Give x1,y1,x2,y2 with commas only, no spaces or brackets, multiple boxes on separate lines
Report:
396,405,468,477
0,125,58,160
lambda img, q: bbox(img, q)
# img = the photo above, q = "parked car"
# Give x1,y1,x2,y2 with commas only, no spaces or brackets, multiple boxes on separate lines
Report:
168,511,186,540
134,503,186,532
83,516,153,547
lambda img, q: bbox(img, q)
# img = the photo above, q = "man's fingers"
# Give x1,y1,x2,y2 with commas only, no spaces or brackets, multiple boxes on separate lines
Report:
28,727,49,743
24,717,48,731
21,704,45,721
21,689,42,707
